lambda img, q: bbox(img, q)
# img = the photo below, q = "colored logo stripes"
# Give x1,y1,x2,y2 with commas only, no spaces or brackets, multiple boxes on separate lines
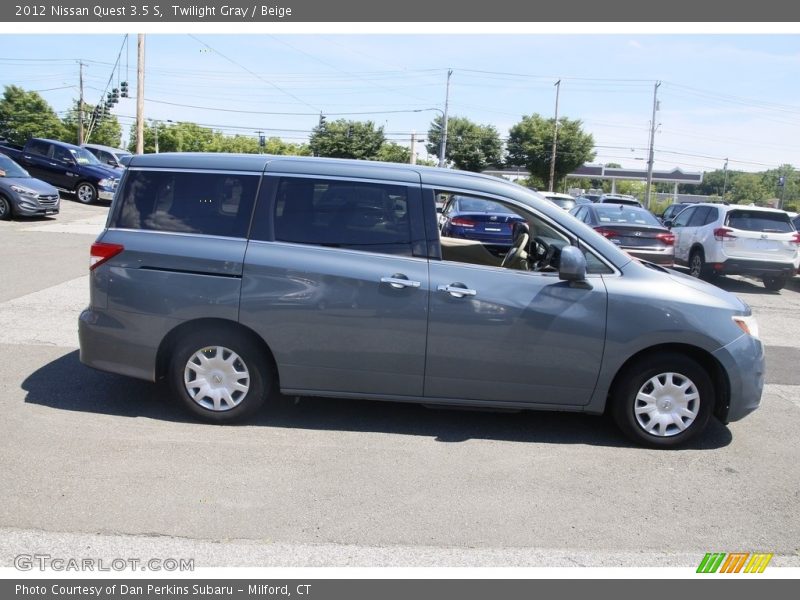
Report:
697,552,773,573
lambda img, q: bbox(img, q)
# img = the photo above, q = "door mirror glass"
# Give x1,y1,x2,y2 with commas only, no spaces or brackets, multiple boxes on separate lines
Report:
559,246,587,281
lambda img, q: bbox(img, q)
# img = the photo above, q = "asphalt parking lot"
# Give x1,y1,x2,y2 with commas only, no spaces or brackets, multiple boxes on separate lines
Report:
0,196,799,568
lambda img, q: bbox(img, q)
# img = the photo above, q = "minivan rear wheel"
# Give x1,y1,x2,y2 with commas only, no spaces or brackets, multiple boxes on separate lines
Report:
611,353,714,448
762,275,787,292
169,328,270,423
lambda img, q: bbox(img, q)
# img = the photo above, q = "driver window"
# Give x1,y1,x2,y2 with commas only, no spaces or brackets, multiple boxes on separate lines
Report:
436,191,570,273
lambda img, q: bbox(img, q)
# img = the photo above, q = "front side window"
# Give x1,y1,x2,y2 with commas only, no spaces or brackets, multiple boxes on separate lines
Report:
687,206,711,227
112,170,259,237
437,190,611,274
274,177,412,255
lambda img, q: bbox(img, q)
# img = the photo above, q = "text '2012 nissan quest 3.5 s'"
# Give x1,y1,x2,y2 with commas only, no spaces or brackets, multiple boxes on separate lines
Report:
79,154,766,448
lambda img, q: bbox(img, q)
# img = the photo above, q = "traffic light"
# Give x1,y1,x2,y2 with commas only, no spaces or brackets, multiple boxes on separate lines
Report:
318,113,326,128
120,81,129,98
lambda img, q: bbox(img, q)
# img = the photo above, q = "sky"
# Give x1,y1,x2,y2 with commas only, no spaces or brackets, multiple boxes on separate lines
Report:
0,33,799,173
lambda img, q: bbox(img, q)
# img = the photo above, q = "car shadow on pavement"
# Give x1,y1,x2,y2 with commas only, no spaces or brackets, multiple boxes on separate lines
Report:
22,350,733,450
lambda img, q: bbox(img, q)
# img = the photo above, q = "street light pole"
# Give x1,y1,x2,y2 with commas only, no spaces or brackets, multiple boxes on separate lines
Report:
644,81,661,210
438,69,452,168
721,158,729,202
548,79,561,192
135,34,145,154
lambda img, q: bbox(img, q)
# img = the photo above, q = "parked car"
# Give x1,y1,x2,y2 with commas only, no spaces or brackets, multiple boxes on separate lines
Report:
439,194,526,252
0,138,120,204
597,194,643,207
80,154,765,448
570,203,675,266
540,192,576,211
659,201,695,224
667,203,800,291
578,193,602,203
82,143,131,170
0,154,60,219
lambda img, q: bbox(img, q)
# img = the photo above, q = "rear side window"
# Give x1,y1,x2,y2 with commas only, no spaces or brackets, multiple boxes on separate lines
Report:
274,177,412,255
112,170,259,238
726,210,793,233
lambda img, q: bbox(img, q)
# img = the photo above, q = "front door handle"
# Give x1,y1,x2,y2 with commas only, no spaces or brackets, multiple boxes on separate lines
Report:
438,283,477,298
381,275,421,289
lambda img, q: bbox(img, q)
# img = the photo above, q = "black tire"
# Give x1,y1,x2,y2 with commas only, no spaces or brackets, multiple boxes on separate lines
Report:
169,327,271,423
688,249,706,279
611,353,714,448
0,194,11,220
762,275,786,292
75,181,97,205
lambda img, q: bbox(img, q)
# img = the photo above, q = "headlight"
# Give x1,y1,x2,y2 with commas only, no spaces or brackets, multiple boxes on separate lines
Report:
10,185,38,197
97,178,112,187
732,315,760,340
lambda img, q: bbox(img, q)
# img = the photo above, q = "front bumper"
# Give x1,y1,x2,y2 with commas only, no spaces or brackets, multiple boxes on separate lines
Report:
98,189,116,201
712,332,765,423
12,195,60,216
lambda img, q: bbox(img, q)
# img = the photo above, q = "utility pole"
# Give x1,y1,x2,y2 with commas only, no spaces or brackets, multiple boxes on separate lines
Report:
721,158,729,202
548,79,561,192
77,61,85,145
135,34,145,154
644,81,661,210
438,69,452,168
154,121,159,153
410,131,417,164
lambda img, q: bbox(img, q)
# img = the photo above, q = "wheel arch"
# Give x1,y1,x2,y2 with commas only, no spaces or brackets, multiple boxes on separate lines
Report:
607,343,730,421
155,317,279,387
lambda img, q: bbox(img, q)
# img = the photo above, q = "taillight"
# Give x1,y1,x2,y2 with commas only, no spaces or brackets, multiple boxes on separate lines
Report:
451,217,476,228
90,242,124,271
656,232,675,245
594,227,617,239
714,227,736,241
792,232,800,245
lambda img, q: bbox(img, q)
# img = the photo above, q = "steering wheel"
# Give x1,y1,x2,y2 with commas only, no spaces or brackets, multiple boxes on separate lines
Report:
531,236,557,271
501,225,530,269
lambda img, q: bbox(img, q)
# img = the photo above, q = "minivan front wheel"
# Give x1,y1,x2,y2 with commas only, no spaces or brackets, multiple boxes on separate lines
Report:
611,353,714,448
169,329,270,423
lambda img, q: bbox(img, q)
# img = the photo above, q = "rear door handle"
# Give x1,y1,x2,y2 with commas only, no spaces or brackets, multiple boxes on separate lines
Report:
438,283,477,298
381,275,421,289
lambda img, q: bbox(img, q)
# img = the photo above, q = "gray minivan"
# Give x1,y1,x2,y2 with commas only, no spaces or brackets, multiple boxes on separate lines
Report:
79,154,765,448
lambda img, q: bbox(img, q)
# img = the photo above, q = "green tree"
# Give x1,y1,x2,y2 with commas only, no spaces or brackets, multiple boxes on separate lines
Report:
506,114,595,187
730,172,770,205
426,115,502,172
0,85,65,144
376,141,411,164
309,119,385,160
62,100,122,148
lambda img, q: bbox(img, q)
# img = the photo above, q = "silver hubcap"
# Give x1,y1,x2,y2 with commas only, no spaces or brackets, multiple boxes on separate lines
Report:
690,255,701,276
77,185,93,203
183,346,250,412
634,372,700,437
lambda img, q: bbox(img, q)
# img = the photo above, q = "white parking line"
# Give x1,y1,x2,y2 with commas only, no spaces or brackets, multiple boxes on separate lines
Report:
21,214,107,236
0,275,88,347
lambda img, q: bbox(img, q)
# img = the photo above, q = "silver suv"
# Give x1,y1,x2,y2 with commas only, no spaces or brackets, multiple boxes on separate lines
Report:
79,154,765,448
668,203,799,291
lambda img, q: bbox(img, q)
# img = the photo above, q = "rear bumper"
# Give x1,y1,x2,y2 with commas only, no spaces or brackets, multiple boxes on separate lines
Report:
625,248,674,266
712,258,795,278
712,333,765,423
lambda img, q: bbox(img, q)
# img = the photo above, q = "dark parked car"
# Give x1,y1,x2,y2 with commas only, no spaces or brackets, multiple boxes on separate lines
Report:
0,138,120,204
0,154,60,219
82,143,132,169
80,154,765,448
439,194,525,252
570,203,675,266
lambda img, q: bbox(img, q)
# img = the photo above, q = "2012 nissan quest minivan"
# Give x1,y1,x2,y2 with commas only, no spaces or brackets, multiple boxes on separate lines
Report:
79,154,765,448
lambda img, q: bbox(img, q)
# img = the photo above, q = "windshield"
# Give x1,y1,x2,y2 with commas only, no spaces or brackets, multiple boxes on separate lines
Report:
0,155,30,178
69,147,101,166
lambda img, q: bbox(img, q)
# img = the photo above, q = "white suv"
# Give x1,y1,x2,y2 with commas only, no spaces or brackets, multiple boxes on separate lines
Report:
668,203,800,291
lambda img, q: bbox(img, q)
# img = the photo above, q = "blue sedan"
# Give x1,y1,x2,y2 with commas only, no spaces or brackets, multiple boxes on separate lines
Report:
439,195,526,249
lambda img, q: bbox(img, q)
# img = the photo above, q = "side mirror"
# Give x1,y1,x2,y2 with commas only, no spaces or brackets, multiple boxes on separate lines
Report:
559,246,587,282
